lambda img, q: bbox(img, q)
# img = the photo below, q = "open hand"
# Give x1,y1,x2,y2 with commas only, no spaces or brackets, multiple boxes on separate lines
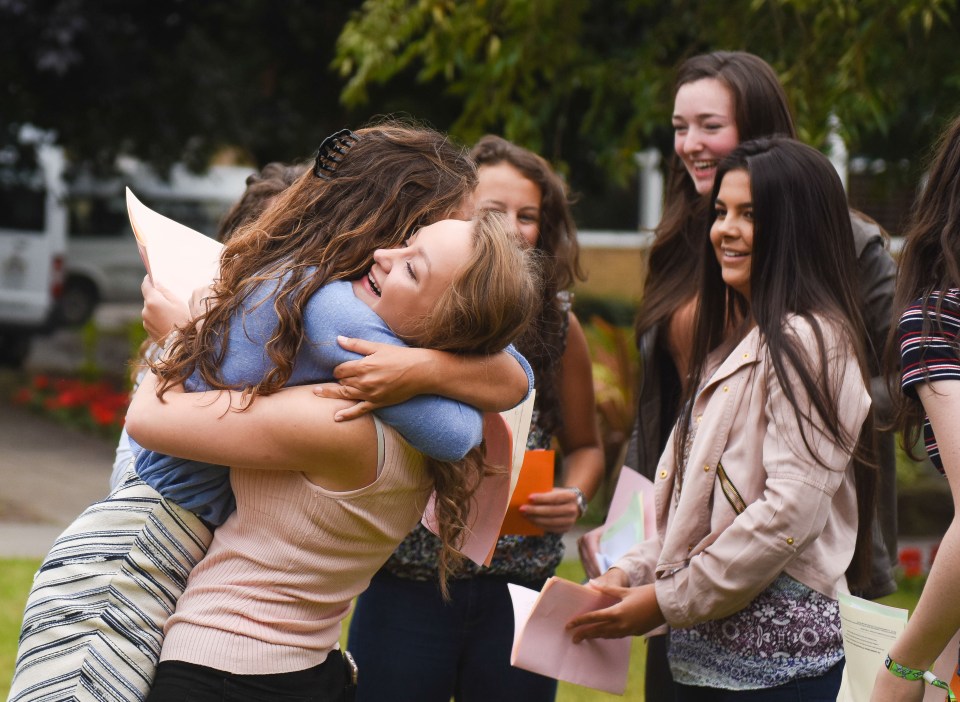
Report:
314,337,432,420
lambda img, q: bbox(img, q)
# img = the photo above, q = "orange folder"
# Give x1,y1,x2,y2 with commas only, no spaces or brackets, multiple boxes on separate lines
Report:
499,449,555,536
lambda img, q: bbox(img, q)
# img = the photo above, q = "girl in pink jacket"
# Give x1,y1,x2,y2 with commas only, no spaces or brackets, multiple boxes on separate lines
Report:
569,137,876,701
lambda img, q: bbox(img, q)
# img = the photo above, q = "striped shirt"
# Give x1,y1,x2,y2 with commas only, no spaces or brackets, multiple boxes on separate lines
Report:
898,289,960,472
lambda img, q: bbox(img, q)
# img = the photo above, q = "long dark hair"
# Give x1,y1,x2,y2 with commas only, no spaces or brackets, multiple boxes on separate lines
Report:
678,137,876,589
886,115,960,453
636,51,797,352
470,135,585,437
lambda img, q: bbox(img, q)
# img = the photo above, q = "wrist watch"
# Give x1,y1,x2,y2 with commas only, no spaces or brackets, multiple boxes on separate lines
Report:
564,486,588,518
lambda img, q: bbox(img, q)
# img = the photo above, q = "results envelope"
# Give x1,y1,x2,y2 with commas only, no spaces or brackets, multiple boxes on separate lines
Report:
508,577,631,695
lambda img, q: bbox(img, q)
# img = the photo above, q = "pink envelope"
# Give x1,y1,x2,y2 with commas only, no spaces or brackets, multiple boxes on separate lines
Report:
421,412,514,566
127,187,223,303
508,577,632,695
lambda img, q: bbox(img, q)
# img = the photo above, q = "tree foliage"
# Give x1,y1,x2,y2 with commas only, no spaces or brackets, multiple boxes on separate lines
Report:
3,0,958,226
0,0,365,174
335,0,960,182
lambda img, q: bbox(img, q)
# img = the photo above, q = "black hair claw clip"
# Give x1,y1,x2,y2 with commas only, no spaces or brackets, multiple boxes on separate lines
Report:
313,128,360,180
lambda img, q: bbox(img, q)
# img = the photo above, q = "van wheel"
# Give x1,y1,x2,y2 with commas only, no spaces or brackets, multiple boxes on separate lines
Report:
56,277,99,327
0,334,31,368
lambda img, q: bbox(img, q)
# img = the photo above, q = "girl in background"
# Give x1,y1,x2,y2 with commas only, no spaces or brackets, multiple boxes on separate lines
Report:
871,115,960,701
341,135,604,702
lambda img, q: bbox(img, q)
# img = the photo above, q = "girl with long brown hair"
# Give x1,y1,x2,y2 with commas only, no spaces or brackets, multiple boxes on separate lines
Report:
871,115,960,701
570,138,876,702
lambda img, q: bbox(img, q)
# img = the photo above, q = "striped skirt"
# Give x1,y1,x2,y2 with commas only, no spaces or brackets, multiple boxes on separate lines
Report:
9,469,212,702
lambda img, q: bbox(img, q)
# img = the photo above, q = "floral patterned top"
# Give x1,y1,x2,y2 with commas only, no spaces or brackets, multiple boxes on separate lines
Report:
380,405,563,583
668,573,844,689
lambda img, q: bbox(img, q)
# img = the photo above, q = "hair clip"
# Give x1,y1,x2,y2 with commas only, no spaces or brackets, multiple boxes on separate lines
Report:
313,128,360,180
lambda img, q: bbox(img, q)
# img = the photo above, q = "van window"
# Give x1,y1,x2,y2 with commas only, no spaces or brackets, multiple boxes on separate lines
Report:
0,169,45,232
67,194,128,238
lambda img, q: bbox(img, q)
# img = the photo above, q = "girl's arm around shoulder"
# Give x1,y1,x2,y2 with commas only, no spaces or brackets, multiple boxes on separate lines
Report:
126,374,378,490
323,337,531,415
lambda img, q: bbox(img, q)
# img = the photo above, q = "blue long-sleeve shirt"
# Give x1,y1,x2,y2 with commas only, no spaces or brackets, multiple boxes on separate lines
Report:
131,279,533,526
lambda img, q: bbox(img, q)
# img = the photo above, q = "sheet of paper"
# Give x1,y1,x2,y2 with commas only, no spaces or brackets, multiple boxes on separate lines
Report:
591,467,657,573
499,449,554,536
836,593,909,702
498,390,537,499
421,392,535,566
509,577,632,695
126,187,223,302
597,492,644,571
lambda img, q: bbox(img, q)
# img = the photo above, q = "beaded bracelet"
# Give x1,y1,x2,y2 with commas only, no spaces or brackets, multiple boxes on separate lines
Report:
884,655,957,701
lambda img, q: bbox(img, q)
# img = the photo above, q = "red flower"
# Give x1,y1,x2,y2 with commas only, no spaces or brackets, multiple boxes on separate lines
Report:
89,403,118,427
15,373,129,437
899,547,923,578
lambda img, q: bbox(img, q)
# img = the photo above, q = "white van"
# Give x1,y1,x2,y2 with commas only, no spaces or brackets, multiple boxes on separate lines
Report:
0,139,67,366
59,160,250,325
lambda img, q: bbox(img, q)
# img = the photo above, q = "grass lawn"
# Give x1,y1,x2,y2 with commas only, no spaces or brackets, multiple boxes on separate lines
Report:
1,559,41,699
0,558,918,701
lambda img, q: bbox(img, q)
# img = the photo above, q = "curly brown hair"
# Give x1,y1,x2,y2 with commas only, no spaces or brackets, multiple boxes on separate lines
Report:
157,121,477,397
469,135,584,438
413,209,541,594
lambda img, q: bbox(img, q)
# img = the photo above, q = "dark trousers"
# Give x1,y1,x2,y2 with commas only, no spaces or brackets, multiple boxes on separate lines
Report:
146,651,356,702
347,571,558,702
673,659,844,702
645,634,675,701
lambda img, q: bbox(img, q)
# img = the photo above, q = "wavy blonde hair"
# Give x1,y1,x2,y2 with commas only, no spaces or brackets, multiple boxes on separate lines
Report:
410,210,540,594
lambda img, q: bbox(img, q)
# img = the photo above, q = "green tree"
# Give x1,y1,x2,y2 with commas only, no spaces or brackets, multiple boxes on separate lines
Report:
335,0,959,183
0,0,366,173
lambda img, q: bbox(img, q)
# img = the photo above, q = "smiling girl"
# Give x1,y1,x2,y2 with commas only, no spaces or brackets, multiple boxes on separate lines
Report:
588,52,898,700
569,138,877,702
343,135,603,702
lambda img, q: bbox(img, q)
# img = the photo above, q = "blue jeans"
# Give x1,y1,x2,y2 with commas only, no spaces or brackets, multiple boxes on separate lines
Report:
673,659,845,702
347,572,558,702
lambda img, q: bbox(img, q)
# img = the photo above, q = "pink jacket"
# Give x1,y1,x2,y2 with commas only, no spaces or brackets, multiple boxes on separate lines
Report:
617,315,871,628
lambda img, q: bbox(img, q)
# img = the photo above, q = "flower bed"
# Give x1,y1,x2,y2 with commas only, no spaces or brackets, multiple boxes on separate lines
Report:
11,374,129,440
